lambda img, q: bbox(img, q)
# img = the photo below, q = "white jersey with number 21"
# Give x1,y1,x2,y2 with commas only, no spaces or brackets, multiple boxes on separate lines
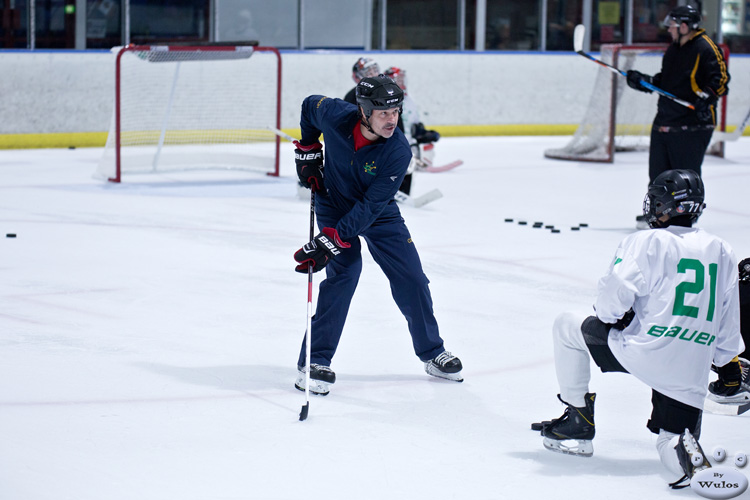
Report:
595,226,744,409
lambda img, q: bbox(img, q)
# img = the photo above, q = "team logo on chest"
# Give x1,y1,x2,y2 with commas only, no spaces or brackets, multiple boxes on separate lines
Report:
363,160,377,176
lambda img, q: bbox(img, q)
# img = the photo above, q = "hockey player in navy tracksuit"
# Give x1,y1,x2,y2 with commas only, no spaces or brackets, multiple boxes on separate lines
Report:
291,75,463,396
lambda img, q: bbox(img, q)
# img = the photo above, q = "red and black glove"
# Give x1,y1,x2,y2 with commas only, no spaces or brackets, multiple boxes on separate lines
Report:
709,357,742,396
294,227,350,273
294,140,325,193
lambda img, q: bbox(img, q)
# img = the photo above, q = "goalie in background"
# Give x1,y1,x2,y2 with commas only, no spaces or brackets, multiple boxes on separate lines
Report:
536,170,744,489
625,4,729,230
383,66,441,196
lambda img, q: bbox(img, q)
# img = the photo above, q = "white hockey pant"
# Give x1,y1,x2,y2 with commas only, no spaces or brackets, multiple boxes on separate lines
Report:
553,312,684,475
552,311,592,408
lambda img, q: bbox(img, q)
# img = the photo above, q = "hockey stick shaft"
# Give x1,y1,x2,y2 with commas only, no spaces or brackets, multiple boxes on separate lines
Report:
573,24,695,110
299,190,315,421
267,126,298,144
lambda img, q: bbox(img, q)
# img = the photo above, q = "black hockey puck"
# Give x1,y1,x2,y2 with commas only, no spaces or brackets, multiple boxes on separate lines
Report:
533,222,543,228
545,225,554,229
579,223,589,227
518,221,527,225
571,227,580,231
504,218,513,223
551,229,560,233
6,233,16,238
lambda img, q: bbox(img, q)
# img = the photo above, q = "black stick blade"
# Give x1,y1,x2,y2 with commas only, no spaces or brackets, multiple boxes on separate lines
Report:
299,402,309,421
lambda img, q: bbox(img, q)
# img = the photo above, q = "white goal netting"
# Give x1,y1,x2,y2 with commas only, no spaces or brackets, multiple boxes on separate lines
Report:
96,45,281,182
545,44,725,163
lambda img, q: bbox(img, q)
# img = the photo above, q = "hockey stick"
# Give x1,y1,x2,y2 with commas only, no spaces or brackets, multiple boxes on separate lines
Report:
299,190,315,422
420,160,463,173
267,126,297,144
394,188,443,208
573,24,695,110
712,106,750,142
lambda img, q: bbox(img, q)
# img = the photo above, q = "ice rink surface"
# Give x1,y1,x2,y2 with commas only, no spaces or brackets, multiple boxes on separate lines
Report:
1,136,748,500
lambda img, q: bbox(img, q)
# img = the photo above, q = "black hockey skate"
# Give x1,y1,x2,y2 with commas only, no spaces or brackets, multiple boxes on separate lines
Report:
295,364,336,396
424,351,463,382
669,428,712,490
708,357,750,405
541,393,596,457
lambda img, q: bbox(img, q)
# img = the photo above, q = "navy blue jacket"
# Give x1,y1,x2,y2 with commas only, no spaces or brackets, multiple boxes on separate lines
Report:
300,95,412,240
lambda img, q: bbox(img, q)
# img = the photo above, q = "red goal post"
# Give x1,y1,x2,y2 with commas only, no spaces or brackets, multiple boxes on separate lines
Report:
96,44,282,182
544,43,728,163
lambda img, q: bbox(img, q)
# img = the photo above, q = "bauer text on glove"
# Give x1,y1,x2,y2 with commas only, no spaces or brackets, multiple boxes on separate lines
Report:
294,141,325,193
294,227,350,273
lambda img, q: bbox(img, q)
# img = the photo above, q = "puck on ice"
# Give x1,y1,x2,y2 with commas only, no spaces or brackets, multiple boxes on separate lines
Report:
551,229,560,233
571,227,580,231
518,221,527,225
504,218,514,223
6,233,16,238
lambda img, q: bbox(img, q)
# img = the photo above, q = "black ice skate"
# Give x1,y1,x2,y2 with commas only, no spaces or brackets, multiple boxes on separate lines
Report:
541,393,596,457
295,363,336,396
424,351,463,382
669,428,712,489
707,357,750,405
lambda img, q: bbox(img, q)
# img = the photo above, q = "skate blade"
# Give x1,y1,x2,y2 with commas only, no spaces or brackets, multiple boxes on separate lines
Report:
707,390,750,405
543,437,594,457
424,365,464,382
294,377,330,396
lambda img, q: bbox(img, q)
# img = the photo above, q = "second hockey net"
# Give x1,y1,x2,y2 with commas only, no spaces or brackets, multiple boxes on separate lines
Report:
545,44,727,163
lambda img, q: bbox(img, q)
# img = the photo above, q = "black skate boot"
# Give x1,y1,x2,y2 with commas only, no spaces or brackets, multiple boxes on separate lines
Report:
295,363,336,396
424,351,463,382
707,357,750,406
669,428,712,489
541,393,596,457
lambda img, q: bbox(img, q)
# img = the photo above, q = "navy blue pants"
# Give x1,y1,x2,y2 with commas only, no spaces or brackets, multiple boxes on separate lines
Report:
297,216,445,368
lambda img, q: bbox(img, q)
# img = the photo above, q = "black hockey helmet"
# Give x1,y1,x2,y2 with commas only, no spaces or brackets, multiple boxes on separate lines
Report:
643,169,705,228
355,75,404,118
664,5,701,30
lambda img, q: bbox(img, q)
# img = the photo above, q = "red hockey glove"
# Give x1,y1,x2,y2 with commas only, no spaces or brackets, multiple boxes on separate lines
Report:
294,141,325,193
294,227,350,273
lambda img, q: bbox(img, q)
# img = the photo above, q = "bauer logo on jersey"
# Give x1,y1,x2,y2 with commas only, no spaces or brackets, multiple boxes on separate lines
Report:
363,161,377,176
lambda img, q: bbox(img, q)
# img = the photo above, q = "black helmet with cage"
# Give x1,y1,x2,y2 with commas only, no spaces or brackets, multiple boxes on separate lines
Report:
643,169,705,228
355,75,404,119
664,5,701,30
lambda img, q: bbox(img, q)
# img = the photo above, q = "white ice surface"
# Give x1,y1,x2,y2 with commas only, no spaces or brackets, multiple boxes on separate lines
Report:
1,137,749,500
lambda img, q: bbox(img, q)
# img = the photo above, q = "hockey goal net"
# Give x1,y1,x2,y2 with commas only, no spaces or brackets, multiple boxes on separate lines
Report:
545,43,728,163
96,44,281,182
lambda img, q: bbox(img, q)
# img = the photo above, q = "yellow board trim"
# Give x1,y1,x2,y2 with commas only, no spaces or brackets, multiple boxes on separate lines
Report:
1,124,747,149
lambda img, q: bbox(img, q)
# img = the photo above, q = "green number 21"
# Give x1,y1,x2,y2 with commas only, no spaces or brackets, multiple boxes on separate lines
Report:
673,258,717,321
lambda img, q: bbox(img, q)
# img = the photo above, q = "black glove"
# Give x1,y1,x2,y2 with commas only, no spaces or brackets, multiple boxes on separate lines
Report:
294,141,325,193
709,358,742,396
411,122,440,144
611,308,635,330
740,257,750,283
695,88,719,123
626,70,653,93
294,227,350,273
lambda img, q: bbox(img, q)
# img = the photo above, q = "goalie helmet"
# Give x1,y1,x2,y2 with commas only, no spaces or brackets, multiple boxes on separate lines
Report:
355,75,404,118
384,67,407,92
352,57,380,83
643,169,705,228
664,5,701,30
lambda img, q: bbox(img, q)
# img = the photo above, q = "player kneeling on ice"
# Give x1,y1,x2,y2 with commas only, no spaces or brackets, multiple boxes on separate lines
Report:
535,169,744,488
292,75,463,396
